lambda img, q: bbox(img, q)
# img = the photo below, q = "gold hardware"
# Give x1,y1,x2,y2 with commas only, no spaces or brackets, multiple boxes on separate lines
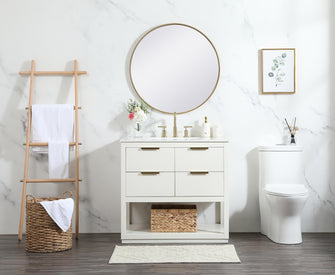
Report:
140,171,160,175
190,171,209,175
158,126,167,138
173,112,177,137
189,147,209,150
184,126,192,138
140,147,160,151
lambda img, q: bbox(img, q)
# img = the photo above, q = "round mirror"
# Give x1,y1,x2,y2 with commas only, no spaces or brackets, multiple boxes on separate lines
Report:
129,23,220,114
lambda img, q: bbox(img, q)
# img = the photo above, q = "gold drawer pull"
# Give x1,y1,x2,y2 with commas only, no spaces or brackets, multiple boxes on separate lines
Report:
189,147,209,150
140,171,160,175
190,171,209,175
140,147,160,151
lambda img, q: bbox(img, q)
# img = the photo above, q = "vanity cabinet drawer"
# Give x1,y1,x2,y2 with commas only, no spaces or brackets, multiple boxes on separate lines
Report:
175,172,224,196
175,147,224,171
126,172,174,197
126,147,174,171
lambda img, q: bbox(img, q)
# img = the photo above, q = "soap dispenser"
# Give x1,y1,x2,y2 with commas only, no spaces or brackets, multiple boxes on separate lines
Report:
201,116,210,138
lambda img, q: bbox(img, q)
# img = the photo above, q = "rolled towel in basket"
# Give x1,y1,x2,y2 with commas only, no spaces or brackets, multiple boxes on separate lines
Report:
40,198,74,232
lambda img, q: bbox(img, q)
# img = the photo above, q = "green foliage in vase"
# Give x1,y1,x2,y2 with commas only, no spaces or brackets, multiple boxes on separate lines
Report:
127,98,150,114
267,52,287,87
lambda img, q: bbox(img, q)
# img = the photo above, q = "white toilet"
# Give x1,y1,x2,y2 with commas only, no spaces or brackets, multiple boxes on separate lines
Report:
259,145,308,244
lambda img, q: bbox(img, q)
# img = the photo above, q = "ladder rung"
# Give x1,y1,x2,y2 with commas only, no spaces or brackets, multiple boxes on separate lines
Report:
19,71,87,76
23,142,82,146
25,106,81,110
21,178,82,183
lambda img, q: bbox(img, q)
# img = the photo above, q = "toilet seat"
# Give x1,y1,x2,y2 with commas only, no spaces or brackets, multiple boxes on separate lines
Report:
265,184,308,197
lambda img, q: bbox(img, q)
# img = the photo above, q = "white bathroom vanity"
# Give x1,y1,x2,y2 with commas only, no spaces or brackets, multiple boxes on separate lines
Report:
120,138,229,243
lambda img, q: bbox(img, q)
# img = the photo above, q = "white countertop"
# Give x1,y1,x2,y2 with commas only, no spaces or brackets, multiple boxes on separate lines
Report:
120,137,228,143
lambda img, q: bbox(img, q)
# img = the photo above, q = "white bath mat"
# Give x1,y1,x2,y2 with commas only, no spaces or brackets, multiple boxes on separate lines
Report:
109,244,240,264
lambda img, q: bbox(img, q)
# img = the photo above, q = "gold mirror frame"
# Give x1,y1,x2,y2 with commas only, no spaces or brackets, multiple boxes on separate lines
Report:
129,23,220,115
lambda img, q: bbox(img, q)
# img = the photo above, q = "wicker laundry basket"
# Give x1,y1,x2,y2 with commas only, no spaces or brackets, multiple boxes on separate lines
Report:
25,191,73,252
151,205,197,232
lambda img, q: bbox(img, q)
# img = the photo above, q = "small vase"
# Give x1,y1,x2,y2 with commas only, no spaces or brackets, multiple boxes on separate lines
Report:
134,122,142,138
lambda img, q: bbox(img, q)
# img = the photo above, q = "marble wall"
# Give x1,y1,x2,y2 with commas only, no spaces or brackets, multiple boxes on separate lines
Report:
0,0,334,234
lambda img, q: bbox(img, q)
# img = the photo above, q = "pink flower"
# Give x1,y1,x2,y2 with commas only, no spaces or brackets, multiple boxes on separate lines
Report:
128,112,134,120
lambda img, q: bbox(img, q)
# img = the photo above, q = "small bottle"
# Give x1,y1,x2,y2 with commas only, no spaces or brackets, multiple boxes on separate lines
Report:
201,116,210,138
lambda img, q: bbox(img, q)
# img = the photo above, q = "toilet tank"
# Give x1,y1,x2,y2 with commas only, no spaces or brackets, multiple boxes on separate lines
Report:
259,145,303,188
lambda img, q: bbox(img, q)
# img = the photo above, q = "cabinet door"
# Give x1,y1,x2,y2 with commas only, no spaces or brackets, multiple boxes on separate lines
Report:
176,172,224,196
126,147,174,171
175,147,224,171
126,172,174,196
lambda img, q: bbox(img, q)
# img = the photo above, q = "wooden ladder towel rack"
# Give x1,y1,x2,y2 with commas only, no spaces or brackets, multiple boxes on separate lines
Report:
18,60,86,241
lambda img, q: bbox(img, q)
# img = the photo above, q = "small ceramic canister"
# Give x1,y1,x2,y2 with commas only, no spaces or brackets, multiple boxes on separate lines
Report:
211,125,223,138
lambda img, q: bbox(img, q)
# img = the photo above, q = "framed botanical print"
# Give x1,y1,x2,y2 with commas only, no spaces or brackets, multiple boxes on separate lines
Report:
261,48,296,94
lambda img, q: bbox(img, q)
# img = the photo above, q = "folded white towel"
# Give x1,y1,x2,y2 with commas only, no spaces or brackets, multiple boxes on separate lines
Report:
31,104,74,178
48,140,70,178
40,198,74,232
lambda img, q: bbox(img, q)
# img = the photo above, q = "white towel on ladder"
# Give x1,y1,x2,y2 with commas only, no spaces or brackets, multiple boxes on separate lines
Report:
40,198,74,232
31,104,74,178
48,140,70,179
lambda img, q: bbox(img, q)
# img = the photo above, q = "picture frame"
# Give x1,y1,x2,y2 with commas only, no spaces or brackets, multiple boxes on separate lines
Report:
261,48,296,94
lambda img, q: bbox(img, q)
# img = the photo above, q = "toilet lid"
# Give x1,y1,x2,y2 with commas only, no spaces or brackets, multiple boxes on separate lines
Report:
265,184,308,197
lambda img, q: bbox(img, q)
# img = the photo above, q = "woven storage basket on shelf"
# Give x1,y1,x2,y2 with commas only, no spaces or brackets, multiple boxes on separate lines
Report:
25,191,73,253
151,205,197,232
